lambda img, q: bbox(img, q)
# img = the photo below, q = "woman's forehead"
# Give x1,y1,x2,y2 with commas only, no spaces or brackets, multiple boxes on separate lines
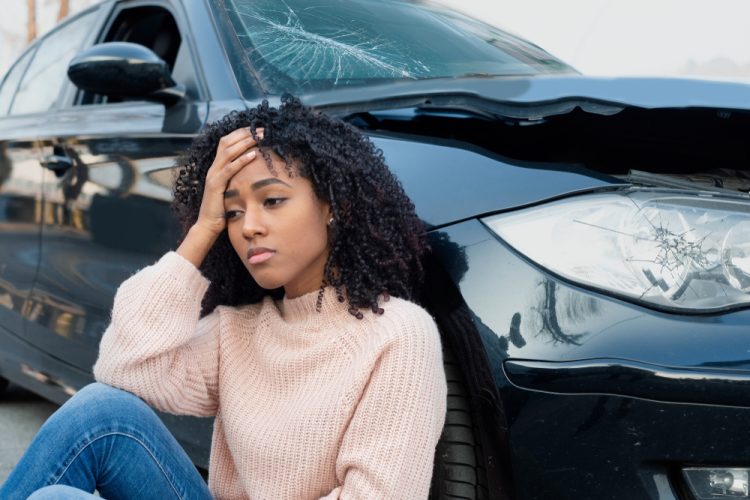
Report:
226,149,302,190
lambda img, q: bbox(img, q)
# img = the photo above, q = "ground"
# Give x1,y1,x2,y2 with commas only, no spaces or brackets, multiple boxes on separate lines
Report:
0,384,57,483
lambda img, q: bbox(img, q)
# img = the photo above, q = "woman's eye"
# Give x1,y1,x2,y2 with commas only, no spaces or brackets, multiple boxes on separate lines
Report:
224,210,242,220
264,197,286,208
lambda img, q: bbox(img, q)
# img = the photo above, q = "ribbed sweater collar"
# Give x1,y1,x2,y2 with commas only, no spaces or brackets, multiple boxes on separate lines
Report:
277,286,350,329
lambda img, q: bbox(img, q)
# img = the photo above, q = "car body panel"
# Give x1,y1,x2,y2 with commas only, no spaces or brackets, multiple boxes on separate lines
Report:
371,135,621,228
504,358,750,407
0,117,45,344
507,390,750,500
430,219,750,498
431,219,750,390
30,125,190,369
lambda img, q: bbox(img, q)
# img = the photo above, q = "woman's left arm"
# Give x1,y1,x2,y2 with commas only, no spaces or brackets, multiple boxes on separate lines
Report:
322,310,448,500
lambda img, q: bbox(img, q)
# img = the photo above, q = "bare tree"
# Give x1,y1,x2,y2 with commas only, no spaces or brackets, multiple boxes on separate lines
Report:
26,0,37,43
57,0,70,22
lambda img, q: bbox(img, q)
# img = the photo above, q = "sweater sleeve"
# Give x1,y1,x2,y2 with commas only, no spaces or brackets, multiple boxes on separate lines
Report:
93,251,220,417
322,308,448,500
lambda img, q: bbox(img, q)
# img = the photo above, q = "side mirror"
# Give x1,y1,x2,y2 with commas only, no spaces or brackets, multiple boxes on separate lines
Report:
67,42,185,104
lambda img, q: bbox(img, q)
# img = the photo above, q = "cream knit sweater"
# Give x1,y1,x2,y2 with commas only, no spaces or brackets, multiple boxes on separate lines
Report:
93,252,447,500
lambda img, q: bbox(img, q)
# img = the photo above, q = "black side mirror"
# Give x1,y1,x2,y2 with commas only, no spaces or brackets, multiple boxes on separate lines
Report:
68,42,185,104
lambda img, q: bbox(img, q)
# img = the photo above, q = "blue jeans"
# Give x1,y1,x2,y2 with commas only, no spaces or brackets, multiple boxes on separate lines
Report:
0,383,213,500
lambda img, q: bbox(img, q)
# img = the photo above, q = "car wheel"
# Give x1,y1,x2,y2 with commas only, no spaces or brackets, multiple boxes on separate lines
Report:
430,345,489,500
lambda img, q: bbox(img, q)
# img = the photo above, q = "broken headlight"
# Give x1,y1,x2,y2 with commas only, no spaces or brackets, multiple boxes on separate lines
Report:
683,467,749,498
482,189,750,312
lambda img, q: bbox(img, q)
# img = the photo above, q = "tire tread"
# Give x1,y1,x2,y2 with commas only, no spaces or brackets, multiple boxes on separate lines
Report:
430,346,489,499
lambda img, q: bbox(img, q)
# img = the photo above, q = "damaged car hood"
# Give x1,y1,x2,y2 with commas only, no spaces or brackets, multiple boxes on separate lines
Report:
301,75,750,228
306,75,750,119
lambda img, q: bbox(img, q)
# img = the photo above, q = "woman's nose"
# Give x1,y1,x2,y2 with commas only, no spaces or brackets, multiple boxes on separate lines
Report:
241,209,267,238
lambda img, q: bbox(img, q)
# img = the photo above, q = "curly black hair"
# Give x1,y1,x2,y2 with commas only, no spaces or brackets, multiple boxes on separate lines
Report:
172,96,428,318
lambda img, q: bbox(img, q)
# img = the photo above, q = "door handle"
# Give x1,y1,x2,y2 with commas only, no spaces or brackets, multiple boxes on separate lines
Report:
41,154,74,176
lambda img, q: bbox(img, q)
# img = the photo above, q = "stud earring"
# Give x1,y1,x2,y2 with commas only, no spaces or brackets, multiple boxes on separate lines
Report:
327,216,334,226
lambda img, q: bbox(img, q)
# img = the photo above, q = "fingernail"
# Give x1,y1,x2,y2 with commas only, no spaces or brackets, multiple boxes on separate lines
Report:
246,150,256,158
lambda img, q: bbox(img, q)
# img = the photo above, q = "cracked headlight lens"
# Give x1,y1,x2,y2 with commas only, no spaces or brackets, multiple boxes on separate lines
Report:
724,221,750,292
683,467,749,498
482,189,750,311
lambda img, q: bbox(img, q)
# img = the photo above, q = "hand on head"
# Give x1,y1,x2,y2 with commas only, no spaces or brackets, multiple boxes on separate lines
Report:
195,127,264,238
177,127,263,267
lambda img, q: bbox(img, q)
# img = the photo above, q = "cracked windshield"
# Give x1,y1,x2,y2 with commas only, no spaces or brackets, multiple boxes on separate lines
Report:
224,0,572,93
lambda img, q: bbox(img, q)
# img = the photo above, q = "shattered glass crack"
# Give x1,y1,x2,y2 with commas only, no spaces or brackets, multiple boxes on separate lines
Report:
231,1,430,86
634,210,712,301
650,223,710,274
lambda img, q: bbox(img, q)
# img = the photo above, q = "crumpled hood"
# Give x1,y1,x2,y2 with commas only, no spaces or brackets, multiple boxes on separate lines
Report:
305,74,750,118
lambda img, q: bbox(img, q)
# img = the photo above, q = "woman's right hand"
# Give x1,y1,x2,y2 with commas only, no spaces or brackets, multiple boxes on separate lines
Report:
177,127,263,267
194,127,263,236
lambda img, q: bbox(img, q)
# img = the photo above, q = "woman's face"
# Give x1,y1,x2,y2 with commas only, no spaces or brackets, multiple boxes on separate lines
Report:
223,149,331,298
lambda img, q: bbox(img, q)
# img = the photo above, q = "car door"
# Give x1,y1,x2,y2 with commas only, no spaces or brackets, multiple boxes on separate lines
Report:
25,0,222,468
7,7,105,374
0,45,45,345
27,0,209,373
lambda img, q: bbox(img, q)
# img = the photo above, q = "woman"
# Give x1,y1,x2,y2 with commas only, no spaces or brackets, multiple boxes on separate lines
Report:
1,97,447,499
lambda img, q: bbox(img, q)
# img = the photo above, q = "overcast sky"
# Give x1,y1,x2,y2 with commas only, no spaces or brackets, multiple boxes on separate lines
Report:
2,0,750,79
452,0,750,78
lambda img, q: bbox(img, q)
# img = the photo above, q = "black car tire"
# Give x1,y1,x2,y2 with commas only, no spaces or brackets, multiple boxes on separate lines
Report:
430,345,489,500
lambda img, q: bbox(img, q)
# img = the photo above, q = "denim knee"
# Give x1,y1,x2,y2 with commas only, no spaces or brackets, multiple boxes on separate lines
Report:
70,382,146,409
42,382,157,436
27,484,98,499
1,384,197,500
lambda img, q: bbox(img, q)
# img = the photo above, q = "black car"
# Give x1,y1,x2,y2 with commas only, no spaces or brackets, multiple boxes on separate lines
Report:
1,1,749,499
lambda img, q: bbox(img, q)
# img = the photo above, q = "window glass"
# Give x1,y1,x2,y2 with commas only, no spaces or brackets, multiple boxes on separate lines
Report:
0,48,35,116
222,0,574,94
11,11,97,115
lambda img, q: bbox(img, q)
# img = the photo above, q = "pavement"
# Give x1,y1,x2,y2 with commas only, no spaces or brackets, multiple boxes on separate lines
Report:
0,384,58,483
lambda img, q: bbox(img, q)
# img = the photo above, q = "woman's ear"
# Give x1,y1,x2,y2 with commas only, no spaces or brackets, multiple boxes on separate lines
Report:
325,203,334,227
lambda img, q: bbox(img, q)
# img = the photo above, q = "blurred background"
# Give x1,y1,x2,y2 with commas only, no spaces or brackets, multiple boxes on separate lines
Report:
2,0,750,80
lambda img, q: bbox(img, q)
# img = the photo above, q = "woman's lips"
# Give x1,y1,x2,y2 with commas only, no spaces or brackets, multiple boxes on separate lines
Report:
248,248,275,265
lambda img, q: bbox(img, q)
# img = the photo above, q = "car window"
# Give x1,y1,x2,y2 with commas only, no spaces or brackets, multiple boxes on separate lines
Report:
0,48,36,117
103,6,181,69
221,0,574,94
10,10,97,115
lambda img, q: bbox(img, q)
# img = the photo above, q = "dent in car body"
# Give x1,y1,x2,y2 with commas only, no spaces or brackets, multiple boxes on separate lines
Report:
371,135,619,229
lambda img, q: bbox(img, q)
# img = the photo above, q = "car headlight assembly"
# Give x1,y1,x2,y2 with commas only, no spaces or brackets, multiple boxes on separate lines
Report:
482,188,750,312
683,467,749,498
